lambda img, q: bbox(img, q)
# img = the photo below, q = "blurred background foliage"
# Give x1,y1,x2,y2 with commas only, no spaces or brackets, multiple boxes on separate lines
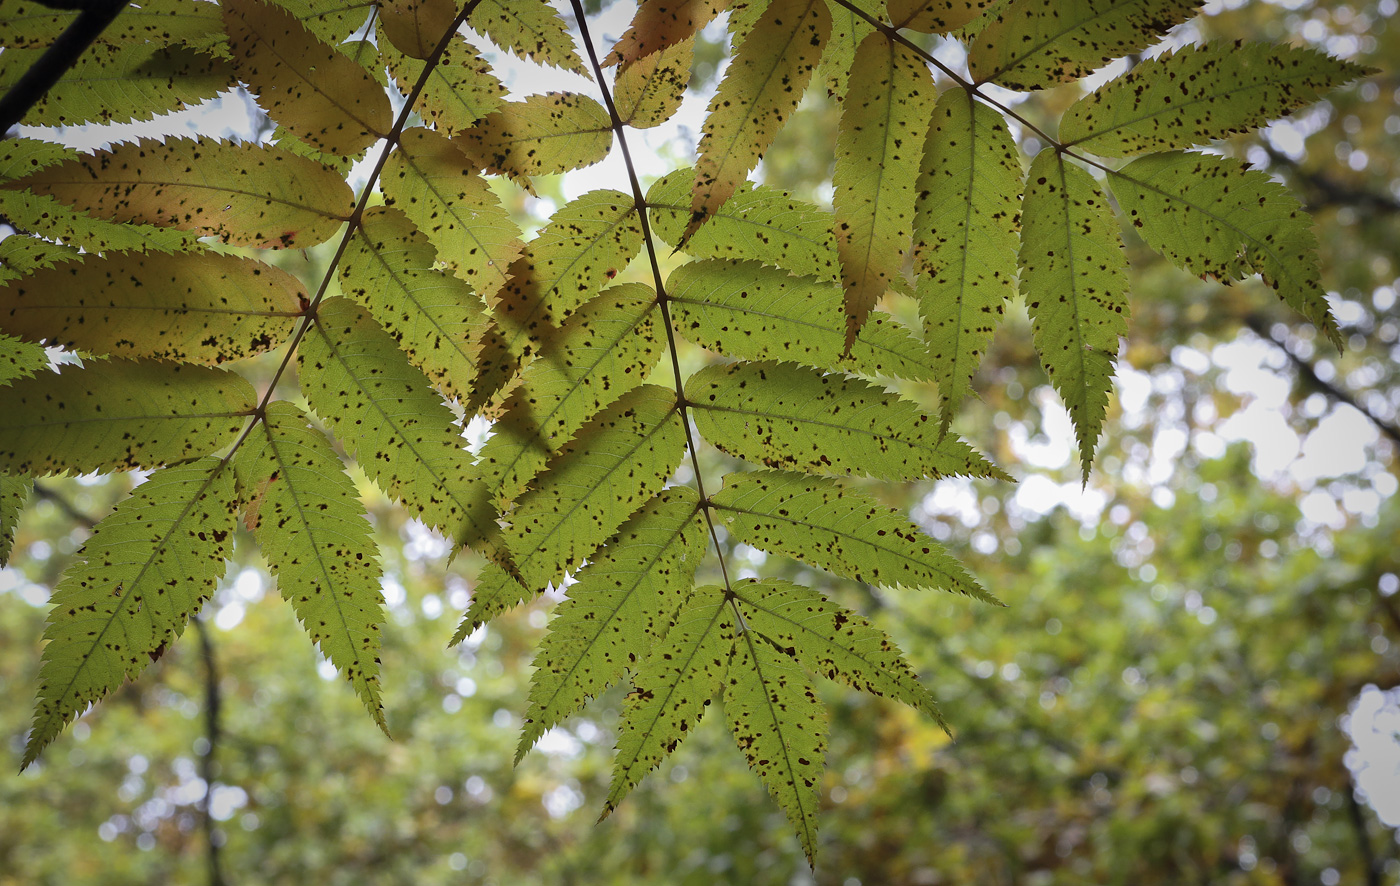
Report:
2,0,1399,883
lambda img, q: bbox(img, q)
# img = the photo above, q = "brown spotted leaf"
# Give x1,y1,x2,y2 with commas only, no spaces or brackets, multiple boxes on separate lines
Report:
1061,41,1373,157
712,470,997,602
912,89,1022,429
1108,151,1339,346
604,585,735,816
469,0,586,74
22,458,236,767
338,206,489,401
816,0,881,102
968,0,1199,91
613,37,694,129
887,0,988,33
0,0,225,52
833,32,934,347
1019,149,1129,480
224,0,391,156
732,577,945,728
0,43,232,126
665,259,933,381
379,0,459,59
685,0,830,242
725,624,828,864
381,128,523,301
519,487,707,760
6,137,354,249
297,297,494,544
0,250,303,364
0,361,255,476
501,385,684,590
605,0,727,69
0,189,197,255
386,35,507,136
688,361,1008,480
233,402,387,731
455,93,613,187
476,284,662,508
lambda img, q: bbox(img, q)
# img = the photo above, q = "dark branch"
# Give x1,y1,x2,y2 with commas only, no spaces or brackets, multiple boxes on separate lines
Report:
0,0,128,136
192,615,229,886
1243,314,1400,450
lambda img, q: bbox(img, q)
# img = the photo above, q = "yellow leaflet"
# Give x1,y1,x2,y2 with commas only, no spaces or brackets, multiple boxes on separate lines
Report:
469,0,587,75
685,0,830,242
8,137,354,249
456,93,613,189
969,0,1198,91
381,128,523,301
833,32,933,347
386,35,507,137
887,0,987,33
613,38,694,129
338,206,489,402
224,0,390,157
605,0,727,69
0,251,303,364
379,0,458,59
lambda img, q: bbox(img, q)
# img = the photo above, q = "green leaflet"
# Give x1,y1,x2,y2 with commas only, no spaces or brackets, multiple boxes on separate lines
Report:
731,577,945,728
1019,149,1129,481
1061,41,1372,158
687,361,1008,481
0,43,232,126
224,0,390,157
379,0,458,59
604,585,735,817
385,35,507,137
0,0,225,51
339,206,489,401
833,32,933,345
455,93,614,187
0,251,304,364
519,487,707,760
297,297,493,544
605,0,726,69
613,38,693,129
0,361,255,476
712,470,997,602
646,169,839,281
484,190,644,382
968,0,1198,91
502,385,684,590
470,0,587,74
234,402,387,731
0,331,47,384
913,89,1022,429
381,128,523,302
686,0,830,241
0,236,77,284
665,259,933,381
271,0,376,51
450,561,534,647
8,138,355,249
0,473,29,566
725,626,828,864
477,285,662,507
0,190,198,256
887,0,986,33
1108,152,1339,346
22,458,236,767
0,138,75,181
816,0,880,101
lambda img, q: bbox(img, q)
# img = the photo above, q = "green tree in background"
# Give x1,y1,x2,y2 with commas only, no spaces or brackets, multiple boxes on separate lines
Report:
1,0,1397,882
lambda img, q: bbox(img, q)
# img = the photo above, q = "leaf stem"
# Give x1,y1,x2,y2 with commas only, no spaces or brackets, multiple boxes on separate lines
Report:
569,0,737,596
